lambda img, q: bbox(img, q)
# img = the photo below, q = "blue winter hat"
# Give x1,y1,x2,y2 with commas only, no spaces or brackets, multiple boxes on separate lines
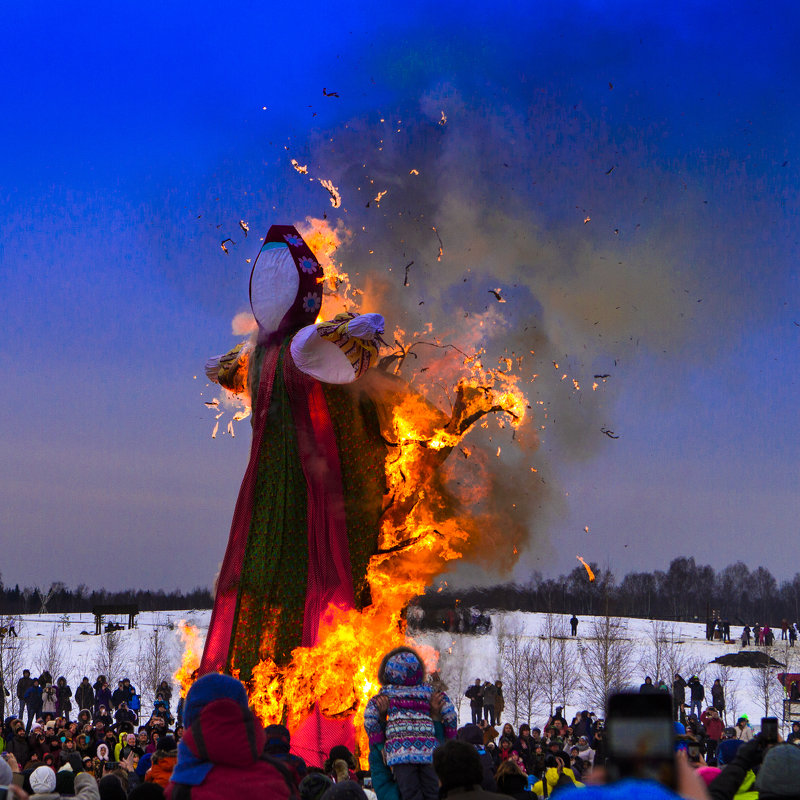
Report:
183,673,249,727
377,647,425,686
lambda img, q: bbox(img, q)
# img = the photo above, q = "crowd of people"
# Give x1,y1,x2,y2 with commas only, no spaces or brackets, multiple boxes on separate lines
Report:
0,649,798,799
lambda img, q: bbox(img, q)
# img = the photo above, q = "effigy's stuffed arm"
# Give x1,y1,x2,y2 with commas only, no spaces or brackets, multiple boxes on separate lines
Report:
290,312,385,384
205,341,252,396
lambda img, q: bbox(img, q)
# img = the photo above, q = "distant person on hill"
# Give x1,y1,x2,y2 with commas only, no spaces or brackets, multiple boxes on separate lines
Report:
741,625,751,647
481,681,498,726
466,679,484,726
17,668,33,718
570,615,579,636
687,676,704,718
672,674,687,721
639,676,658,694
24,678,43,733
76,676,94,712
710,679,725,718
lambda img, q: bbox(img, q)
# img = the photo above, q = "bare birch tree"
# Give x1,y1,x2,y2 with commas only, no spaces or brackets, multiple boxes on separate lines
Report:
0,616,26,716
578,616,637,711
37,625,66,680
437,637,470,722
537,613,578,716
94,630,126,686
500,628,540,725
132,618,176,714
750,646,785,718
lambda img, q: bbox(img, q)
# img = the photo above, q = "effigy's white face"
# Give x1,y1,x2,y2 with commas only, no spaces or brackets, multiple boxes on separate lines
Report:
250,243,300,333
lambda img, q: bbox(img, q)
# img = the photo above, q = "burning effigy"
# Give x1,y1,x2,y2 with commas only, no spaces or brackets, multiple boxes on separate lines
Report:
190,222,527,765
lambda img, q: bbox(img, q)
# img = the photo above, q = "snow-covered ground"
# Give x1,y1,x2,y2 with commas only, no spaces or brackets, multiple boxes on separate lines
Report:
5,610,797,735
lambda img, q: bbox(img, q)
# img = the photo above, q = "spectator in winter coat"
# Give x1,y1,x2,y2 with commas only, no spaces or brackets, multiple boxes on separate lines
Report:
481,681,498,726
465,680,483,726
114,701,137,729
94,684,112,717
112,682,127,710
7,722,32,766
734,716,754,742
570,615,579,636
495,760,529,800
672,674,687,722
715,727,743,766
575,736,595,767
433,740,508,800
531,755,584,797
364,647,457,800
25,679,44,732
264,724,307,787
513,726,534,775
639,676,658,694
710,679,725,715
17,669,33,717
456,723,497,792
95,705,113,728
56,676,73,722
741,625,751,646
787,721,800,745
494,681,504,721
41,684,58,719
165,672,298,800
700,708,724,763
687,676,704,718
145,735,178,788
76,677,94,713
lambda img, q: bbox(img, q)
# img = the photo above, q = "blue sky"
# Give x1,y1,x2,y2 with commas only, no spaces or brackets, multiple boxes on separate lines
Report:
1,0,798,590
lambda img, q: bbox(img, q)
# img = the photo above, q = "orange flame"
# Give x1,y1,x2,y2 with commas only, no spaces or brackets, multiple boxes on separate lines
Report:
244,356,528,763
174,622,201,698
577,556,595,582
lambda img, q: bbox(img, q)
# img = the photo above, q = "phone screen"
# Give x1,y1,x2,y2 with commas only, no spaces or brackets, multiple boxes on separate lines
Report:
761,717,778,744
606,691,676,789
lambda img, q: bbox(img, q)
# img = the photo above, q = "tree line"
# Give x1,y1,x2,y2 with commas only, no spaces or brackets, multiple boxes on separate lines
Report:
0,578,213,615
418,557,800,626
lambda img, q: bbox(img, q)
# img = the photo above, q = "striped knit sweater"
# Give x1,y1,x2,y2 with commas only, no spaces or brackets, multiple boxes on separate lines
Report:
363,650,457,766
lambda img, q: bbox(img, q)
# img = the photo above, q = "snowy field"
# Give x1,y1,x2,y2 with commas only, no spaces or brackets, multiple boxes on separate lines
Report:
5,610,797,735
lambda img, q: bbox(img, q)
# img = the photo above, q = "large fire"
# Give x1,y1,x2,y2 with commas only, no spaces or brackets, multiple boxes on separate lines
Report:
194,218,531,764
174,622,202,698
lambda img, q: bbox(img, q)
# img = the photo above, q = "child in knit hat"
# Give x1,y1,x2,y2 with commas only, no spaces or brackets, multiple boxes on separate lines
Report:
364,647,457,800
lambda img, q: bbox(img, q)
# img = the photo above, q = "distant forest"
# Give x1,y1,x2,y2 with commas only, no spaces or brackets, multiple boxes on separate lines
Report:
416,557,800,627
0,579,213,615
2,557,798,625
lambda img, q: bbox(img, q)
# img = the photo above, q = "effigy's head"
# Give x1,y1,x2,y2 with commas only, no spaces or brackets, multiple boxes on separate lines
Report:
249,225,324,342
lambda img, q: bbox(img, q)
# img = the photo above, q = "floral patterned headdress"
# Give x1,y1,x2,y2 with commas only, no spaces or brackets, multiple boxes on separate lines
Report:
249,224,324,343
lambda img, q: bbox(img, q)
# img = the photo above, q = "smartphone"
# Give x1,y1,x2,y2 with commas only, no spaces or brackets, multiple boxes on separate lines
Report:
761,717,779,744
606,691,676,789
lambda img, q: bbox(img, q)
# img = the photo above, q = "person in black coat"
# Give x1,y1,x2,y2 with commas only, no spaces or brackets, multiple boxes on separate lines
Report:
16,669,33,718
711,679,725,715
75,677,94,712
688,675,705,717
465,679,484,725
24,678,43,733
673,673,687,721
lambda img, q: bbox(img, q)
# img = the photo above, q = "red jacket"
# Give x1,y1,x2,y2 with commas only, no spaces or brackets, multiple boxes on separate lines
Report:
700,711,724,742
165,697,297,800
